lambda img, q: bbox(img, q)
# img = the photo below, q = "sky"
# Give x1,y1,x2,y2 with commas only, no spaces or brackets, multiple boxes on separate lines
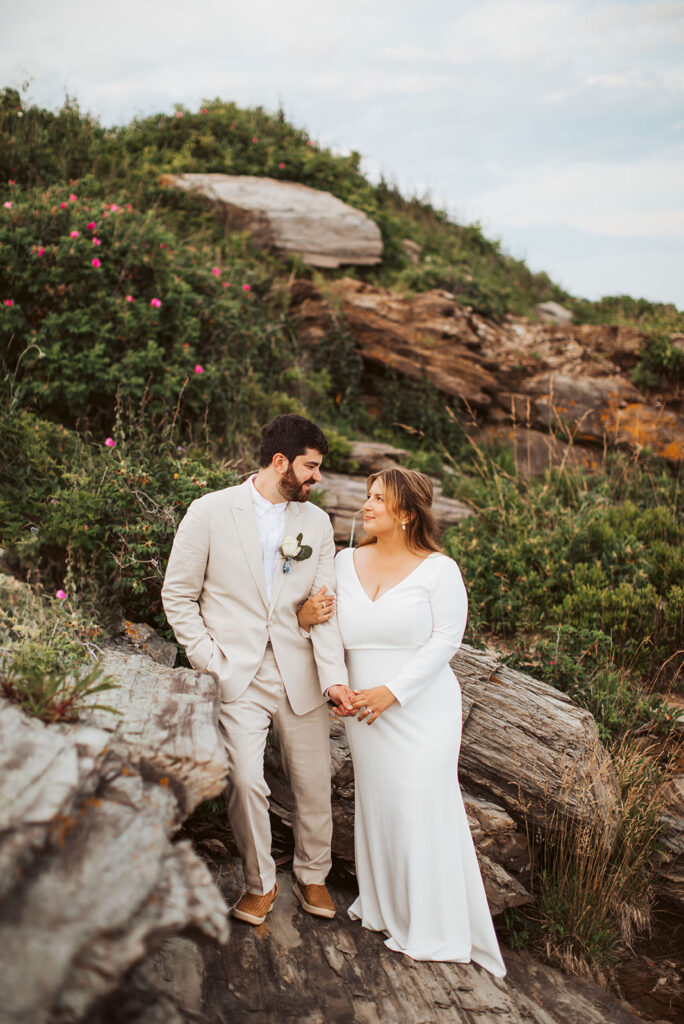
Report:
3,0,683,308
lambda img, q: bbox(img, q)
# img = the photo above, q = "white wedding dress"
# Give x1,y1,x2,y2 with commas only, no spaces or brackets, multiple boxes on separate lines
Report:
335,547,506,976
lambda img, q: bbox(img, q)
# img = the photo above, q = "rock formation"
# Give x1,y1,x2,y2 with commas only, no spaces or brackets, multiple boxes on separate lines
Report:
161,174,383,268
290,278,684,469
92,876,649,1024
0,642,229,1024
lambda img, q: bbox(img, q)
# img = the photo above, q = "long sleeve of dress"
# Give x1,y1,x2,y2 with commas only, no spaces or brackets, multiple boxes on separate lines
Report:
387,558,468,707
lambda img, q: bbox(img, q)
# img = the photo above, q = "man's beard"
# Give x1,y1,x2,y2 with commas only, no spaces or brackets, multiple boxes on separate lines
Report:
277,465,315,503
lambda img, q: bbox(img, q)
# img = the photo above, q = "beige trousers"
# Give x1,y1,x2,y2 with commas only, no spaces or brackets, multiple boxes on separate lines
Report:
218,646,332,894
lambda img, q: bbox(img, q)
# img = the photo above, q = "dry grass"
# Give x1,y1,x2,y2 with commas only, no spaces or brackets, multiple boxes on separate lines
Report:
520,737,674,987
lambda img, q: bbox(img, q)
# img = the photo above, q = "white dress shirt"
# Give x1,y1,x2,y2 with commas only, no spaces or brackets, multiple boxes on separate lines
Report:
250,476,288,603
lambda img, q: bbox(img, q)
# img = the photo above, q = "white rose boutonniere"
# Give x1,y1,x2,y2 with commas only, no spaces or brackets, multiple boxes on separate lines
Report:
281,532,313,574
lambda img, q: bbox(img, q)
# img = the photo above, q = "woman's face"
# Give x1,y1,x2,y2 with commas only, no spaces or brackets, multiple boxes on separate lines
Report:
362,478,402,539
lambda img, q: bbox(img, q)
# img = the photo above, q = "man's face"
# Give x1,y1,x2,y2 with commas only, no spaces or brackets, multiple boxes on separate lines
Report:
277,448,323,502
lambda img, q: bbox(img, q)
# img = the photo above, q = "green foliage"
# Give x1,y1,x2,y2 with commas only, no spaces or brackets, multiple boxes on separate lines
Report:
0,410,239,625
0,653,118,723
0,572,117,722
0,87,578,325
569,294,684,390
0,87,103,187
631,332,684,390
0,184,311,438
444,448,683,732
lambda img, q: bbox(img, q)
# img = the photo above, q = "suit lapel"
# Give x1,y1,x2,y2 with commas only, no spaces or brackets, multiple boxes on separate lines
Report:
231,479,269,610
269,500,304,610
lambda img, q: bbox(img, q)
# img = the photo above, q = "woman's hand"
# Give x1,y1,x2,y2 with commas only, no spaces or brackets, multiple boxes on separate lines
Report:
350,686,397,724
297,586,335,629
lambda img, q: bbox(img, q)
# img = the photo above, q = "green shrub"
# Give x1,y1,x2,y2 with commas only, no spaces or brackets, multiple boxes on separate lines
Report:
0,185,306,438
0,410,238,626
444,450,683,722
1,654,118,723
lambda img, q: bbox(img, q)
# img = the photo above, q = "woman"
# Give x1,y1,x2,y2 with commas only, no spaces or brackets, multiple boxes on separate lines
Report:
298,467,505,975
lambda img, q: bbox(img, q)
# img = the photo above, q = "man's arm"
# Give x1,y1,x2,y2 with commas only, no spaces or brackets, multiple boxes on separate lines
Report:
161,498,214,671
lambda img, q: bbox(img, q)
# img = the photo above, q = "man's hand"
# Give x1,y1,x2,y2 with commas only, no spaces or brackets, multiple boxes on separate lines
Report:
350,686,397,724
327,684,356,716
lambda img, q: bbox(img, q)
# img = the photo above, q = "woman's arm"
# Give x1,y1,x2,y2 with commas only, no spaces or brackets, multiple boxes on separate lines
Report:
385,558,468,707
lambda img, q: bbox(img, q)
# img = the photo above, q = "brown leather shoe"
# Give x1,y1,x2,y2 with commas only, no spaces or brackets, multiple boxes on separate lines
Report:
232,883,278,925
293,882,335,919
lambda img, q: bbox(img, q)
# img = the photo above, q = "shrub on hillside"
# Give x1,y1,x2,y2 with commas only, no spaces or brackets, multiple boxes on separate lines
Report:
0,184,315,437
444,451,683,732
0,410,238,627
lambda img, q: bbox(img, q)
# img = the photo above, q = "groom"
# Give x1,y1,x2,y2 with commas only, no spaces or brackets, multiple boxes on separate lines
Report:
162,414,354,926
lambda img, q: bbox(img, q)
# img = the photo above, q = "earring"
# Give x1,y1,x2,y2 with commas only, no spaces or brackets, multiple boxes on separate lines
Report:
402,522,407,530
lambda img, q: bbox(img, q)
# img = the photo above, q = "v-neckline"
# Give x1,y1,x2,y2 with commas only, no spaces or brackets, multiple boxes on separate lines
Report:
350,550,439,604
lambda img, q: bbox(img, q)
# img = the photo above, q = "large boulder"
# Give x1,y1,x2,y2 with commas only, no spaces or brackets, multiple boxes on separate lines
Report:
0,645,230,1024
161,173,383,268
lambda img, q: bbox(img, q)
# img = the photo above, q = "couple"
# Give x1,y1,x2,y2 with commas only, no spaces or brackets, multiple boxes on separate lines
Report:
162,414,505,976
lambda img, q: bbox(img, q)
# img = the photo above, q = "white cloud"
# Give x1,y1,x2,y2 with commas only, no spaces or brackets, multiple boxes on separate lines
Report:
475,148,684,240
2,0,683,306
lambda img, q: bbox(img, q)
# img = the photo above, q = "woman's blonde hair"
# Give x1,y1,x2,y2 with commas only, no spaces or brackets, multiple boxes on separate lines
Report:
359,466,442,554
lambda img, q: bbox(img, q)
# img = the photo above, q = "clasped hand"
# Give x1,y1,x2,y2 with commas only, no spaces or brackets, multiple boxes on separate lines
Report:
328,684,396,724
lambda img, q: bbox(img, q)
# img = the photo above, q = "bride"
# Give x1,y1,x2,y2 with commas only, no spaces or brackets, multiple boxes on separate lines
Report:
298,466,506,975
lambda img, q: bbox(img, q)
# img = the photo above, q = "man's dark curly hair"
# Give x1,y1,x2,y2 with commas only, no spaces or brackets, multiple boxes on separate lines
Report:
258,414,329,467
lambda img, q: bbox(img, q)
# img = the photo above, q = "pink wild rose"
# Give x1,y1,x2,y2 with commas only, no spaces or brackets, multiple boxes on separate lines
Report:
211,266,220,275
60,202,68,209
252,136,258,143
92,257,101,268
125,295,135,302
110,204,120,211
242,283,251,292
194,364,204,375
3,201,12,209
104,437,116,448
278,162,286,169
70,230,79,238
3,299,13,306
92,237,101,246
150,298,162,308
38,247,45,257
55,589,67,600
69,193,77,202
87,221,96,230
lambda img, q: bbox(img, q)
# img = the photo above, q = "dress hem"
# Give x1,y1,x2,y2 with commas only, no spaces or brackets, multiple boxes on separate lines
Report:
347,906,506,977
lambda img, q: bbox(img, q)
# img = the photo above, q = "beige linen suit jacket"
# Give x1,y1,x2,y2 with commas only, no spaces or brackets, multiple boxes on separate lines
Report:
161,478,348,715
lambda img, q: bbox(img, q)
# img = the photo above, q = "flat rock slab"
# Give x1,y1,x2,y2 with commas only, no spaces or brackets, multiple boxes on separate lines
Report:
97,861,647,1024
161,173,383,268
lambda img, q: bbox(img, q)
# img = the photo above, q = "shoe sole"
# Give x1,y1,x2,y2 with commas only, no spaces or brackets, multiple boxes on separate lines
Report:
232,884,278,925
293,883,335,919
232,903,275,925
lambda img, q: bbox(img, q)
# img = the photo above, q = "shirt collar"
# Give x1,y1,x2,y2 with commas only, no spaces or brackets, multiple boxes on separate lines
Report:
250,475,287,517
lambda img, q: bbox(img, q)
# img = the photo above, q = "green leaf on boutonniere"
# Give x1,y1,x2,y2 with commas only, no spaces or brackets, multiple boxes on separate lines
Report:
294,544,312,561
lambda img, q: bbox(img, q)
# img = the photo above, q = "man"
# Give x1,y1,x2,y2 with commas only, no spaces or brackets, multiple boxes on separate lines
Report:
162,414,354,926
